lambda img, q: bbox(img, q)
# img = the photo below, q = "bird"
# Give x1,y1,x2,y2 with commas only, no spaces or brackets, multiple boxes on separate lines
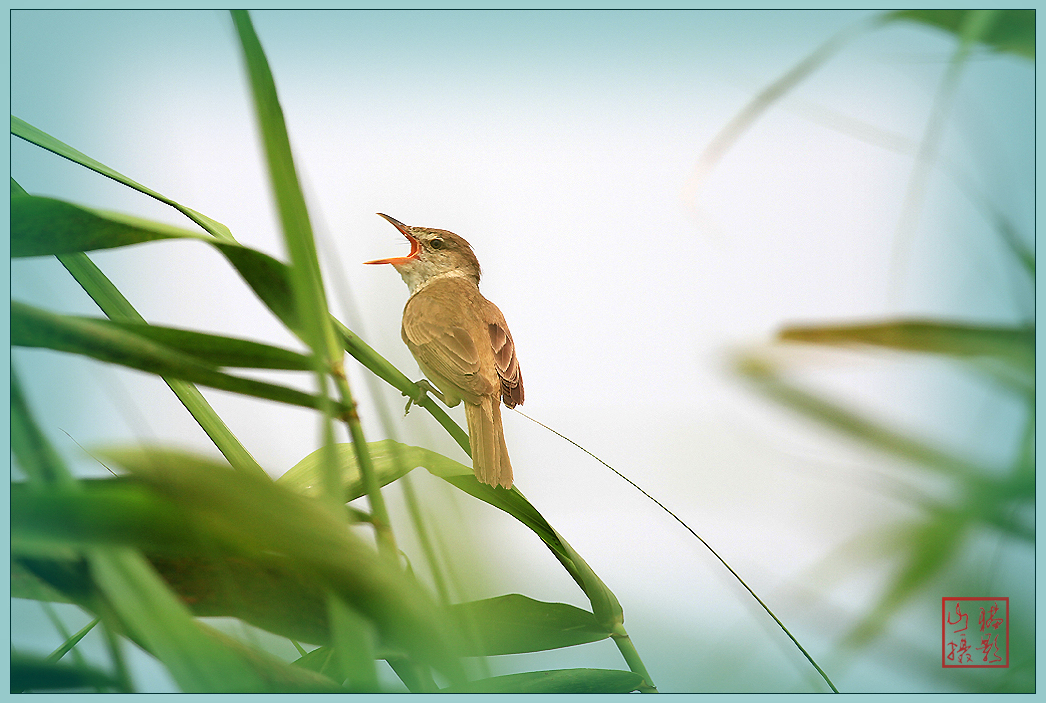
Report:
365,213,523,489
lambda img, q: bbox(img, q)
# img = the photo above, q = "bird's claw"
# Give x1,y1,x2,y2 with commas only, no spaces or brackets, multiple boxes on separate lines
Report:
403,379,441,415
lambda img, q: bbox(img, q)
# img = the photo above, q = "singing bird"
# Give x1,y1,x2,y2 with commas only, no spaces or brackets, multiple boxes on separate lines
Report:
365,213,523,488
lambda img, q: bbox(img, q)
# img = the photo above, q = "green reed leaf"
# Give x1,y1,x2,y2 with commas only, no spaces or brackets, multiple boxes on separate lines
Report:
11,116,233,240
11,195,200,258
12,301,340,414
450,594,610,656
280,440,434,502
98,320,313,370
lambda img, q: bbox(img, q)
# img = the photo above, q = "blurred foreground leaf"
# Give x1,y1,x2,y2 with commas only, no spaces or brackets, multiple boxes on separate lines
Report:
442,668,644,693
93,447,464,680
11,370,348,692
17,542,612,660
11,652,120,693
742,311,1033,657
13,446,467,683
13,479,612,672
845,510,966,647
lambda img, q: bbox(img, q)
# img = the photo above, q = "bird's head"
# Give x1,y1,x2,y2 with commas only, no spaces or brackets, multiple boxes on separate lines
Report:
365,213,481,294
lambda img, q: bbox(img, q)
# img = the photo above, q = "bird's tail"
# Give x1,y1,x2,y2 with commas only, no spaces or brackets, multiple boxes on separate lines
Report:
464,397,513,489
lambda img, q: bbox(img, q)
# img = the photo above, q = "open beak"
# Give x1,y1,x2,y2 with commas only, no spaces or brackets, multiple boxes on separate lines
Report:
364,213,420,265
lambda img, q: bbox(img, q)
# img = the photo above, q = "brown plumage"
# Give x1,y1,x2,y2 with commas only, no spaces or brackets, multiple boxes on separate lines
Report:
365,214,523,488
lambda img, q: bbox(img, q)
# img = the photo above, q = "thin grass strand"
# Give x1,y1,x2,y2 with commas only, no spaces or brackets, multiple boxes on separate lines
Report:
513,408,839,693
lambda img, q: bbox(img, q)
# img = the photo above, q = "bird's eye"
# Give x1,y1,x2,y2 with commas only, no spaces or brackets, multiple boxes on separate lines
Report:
430,238,445,250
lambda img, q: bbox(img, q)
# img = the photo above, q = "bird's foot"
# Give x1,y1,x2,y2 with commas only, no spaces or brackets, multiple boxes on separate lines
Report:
403,379,446,415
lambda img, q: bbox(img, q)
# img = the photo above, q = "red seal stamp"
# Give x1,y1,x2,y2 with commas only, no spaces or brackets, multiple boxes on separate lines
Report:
942,597,1009,667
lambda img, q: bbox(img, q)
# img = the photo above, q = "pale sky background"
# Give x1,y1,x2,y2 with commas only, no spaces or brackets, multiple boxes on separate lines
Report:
11,9,1034,692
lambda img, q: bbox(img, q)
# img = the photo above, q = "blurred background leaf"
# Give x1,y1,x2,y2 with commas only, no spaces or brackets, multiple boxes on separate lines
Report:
888,10,1034,59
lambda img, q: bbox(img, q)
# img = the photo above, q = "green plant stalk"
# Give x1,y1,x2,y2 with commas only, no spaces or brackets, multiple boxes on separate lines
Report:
335,320,471,455
347,332,456,589
229,9,343,499
315,251,462,697
230,12,399,564
336,321,466,562
321,235,459,604
398,476,451,604
549,526,655,688
611,629,657,693
333,374,398,558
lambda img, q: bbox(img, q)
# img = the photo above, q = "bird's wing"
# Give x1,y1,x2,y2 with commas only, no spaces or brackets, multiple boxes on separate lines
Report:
485,306,524,408
402,281,497,402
